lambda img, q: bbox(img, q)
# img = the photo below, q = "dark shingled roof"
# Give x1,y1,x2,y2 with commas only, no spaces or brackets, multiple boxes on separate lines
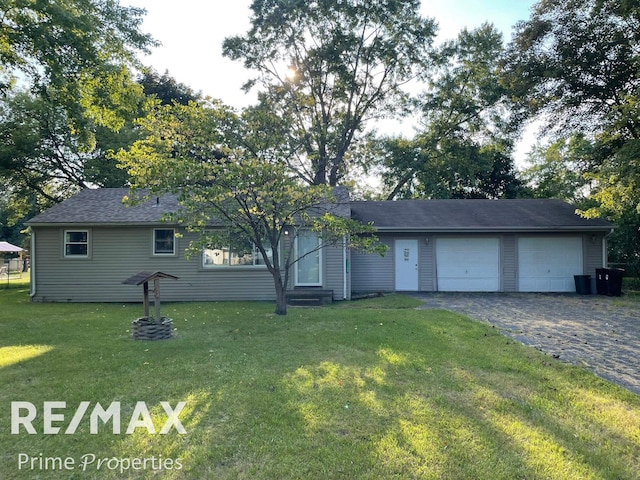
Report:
350,199,613,232
27,189,613,231
27,187,352,226
26,189,179,226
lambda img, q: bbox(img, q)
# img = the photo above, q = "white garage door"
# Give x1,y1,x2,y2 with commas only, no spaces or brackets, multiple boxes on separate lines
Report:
436,238,500,292
518,237,583,292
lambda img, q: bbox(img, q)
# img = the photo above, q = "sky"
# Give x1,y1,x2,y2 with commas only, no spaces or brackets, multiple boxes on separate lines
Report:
122,0,539,164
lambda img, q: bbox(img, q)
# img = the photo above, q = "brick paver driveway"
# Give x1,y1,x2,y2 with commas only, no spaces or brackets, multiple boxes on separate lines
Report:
412,292,640,396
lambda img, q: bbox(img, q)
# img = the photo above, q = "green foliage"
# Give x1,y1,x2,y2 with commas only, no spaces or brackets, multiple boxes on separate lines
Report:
0,2,152,163
0,28,202,251
0,0,155,98
0,91,87,203
118,100,385,314
137,68,201,106
0,65,206,246
379,24,522,200
0,87,146,203
501,0,639,134
503,0,640,277
223,0,438,186
520,135,592,202
0,0,157,214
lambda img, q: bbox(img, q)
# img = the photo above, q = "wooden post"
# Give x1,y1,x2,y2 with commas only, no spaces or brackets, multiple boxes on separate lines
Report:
123,272,177,323
154,277,161,321
143,281,150,318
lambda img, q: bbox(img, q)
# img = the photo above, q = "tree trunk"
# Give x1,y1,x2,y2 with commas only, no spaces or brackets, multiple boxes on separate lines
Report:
273,275,288,316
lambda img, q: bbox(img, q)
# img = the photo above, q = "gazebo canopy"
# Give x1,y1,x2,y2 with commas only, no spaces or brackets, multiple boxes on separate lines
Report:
0,241,23,253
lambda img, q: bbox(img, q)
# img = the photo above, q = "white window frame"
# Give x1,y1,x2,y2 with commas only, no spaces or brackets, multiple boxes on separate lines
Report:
63,229,90,258
153,228,176,256
202,242,273,268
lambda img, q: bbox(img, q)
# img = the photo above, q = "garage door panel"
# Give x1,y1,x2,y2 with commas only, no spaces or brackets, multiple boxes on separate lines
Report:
438,278,497,291
518,237,582,292
436,238,500,292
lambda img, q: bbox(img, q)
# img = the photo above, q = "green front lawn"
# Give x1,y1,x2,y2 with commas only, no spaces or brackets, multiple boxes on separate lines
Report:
0,288,638,479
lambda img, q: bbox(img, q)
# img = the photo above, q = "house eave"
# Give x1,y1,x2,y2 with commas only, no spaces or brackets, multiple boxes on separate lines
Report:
369,226,615,233
26,222,181,228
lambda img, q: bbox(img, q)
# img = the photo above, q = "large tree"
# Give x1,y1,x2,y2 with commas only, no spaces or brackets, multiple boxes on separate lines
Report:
0,0,156,200
137,68,201,106
501,0,639,135
519,135,593,203
118,101,384,315
379,24,522,200
0,0,154,97
223,0,438,186
501,0,640,275
0,83,148,204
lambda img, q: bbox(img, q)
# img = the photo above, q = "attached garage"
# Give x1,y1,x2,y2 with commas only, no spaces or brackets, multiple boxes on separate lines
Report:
518,237,583,292
350,198,613,294
436,238,500,291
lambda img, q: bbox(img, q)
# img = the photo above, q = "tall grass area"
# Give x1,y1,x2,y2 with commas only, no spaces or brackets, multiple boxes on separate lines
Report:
0,286,638,479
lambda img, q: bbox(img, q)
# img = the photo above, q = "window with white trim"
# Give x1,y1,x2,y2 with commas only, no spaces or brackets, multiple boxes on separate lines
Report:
203,239,272,268
153,229,175,255
64,230,89,257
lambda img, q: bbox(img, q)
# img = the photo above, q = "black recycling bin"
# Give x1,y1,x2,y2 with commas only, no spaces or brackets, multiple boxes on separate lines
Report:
574,275,591,295
595,268,624,296
606,268,624,296
595,268,608,295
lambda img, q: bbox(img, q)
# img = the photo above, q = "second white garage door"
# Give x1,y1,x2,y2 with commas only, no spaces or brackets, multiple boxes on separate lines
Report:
436,238,500,292
518,237,583,292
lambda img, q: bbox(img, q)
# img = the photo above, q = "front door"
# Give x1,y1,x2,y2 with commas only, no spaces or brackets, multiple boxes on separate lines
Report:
395,239,419,291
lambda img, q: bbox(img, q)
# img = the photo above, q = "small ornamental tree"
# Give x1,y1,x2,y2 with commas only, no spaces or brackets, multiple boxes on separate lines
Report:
118,100,385,315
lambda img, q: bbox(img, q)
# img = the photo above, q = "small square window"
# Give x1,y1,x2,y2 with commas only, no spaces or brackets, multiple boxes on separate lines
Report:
64,230,89,257
154,229,175,255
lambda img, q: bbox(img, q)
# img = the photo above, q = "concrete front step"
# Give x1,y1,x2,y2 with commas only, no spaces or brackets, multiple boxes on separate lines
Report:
286,289,334,306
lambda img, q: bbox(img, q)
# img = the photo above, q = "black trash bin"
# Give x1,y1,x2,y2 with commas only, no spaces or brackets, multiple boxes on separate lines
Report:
595,268,608,295
574,275,591,295
606,268,624,296
595,268,625,296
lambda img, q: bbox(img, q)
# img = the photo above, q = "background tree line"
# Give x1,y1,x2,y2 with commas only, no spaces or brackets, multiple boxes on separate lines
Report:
1,0,638,277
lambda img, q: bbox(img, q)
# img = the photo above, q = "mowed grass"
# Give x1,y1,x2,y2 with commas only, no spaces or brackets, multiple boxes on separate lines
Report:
0,287,639,479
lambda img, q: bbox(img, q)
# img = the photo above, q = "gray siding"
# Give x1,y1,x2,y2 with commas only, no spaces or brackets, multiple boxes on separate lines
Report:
32,226,282,302
584,232,605,276
33,226,610,301
351,236,394,292
419,236,435,291
324,243,349,300
351,232,605,295
502,235,517,292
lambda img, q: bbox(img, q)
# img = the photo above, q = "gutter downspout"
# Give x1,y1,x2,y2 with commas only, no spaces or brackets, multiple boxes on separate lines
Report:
30,229,36,299
343,234,348,300
603,228,614,268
